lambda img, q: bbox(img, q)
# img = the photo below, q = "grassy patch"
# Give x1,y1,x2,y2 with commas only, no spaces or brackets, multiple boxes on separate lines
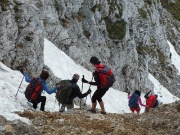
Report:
72,11,85,22
91,4,102,12
137,45,166,65
138,8,147,19
117,5,123,18
104,17,126,40
107,0,116,14
107,0,123,17
157,49,166,64
136,45,156,55
160,0,180,21
0,0,8,11
166,66,174,79
83,29,91,38
77,11,84,22
145,0,152,6
13,0,22,22
61,18,69,28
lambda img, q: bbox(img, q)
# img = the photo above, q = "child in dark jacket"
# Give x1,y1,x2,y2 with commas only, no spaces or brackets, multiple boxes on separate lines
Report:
128,90,146,114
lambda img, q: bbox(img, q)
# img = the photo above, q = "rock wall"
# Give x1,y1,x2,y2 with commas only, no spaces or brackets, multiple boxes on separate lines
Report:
0,0,180,97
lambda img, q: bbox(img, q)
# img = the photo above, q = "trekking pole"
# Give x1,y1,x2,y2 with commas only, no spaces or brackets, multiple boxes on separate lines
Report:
88,76,93,98
15,76,24,97
85,76,94,104
80,75,84,109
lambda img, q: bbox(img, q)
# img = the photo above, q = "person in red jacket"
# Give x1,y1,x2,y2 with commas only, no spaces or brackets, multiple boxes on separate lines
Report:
82,56,111,114
144,90,159,111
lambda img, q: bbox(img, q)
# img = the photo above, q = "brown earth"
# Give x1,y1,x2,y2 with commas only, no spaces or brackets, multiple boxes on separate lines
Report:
1,101,180,135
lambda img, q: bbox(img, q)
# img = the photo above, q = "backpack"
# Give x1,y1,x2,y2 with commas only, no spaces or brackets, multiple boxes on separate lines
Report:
25,78,44,101
96,65,116,88
146,95,156,109
128,93,139,108
56,80,75,104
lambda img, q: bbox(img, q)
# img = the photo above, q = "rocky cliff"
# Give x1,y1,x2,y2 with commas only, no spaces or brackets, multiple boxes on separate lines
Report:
0,0,180,97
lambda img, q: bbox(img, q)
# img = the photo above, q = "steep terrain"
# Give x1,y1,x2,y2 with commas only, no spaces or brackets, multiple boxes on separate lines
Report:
0,0,180,96
1,101,180,135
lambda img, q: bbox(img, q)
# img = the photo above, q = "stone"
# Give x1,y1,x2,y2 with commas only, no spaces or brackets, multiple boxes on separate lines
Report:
4,125,14,135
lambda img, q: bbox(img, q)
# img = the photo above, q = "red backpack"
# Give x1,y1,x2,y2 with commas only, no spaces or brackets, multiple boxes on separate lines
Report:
25,78,44,101
96,64,116,88
146,95,156,109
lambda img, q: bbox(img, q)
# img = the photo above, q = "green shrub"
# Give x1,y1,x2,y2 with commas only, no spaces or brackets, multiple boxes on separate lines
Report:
105,17,126,40
138,8,147,19
160,0,180,21
145,0,152,6
0,0,8,11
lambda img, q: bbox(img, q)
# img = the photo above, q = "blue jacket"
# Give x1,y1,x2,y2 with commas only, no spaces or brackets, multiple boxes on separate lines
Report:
24,73,57,94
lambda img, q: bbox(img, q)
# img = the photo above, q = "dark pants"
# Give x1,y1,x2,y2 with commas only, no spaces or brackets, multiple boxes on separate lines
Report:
92,88,108,103
31,96,46,111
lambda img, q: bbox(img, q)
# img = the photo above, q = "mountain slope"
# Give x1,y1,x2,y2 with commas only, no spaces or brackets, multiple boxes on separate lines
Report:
1,101,179,135
1,0,180,96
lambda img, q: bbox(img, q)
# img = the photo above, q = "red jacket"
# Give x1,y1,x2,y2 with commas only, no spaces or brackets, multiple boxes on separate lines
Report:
146,95,157,109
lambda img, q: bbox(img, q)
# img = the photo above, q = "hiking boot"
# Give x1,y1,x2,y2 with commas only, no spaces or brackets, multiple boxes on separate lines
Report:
87,109,96,113
59,107,65,113
101,111,106,115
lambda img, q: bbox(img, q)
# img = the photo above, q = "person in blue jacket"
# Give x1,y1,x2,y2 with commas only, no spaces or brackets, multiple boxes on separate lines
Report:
23,69,60,111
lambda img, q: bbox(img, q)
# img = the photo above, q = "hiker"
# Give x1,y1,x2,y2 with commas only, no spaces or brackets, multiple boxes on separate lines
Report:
128,90,146,114
59,74,91,112
23,69,60,112
82,56,115,114
144,90,159,111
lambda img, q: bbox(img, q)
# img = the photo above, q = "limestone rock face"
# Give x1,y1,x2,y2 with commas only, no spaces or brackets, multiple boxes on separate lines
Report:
0,0,180,97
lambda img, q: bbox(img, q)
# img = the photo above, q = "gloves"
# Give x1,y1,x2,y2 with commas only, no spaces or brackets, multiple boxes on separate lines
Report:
82,78,88,83
86,89,92,94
